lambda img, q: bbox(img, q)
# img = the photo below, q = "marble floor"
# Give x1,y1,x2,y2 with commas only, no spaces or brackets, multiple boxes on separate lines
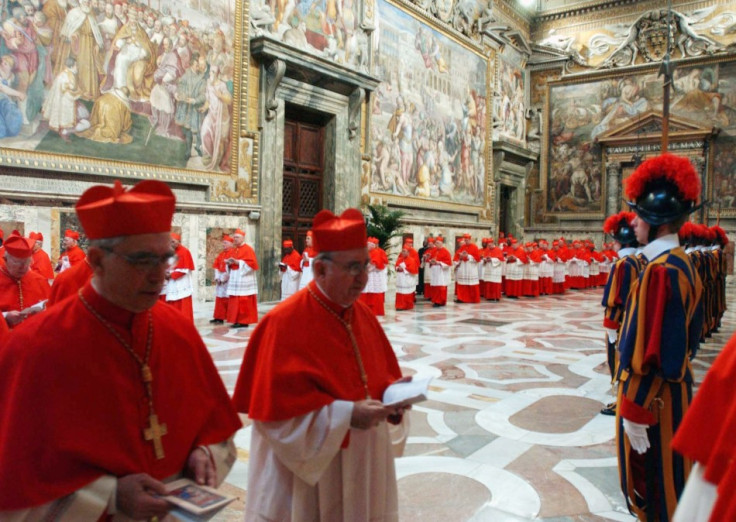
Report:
194,286,734,522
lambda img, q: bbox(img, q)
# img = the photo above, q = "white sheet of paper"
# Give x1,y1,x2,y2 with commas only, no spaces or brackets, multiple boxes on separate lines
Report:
382,377,432,407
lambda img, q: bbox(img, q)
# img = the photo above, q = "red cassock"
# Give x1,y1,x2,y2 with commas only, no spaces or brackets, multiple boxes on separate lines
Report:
63,245,86,267
227,243,259,325
431,247,452,306
233,281,402,424
455,244,481,303
672,331,736,521
167,244,195,319
482,246,504,300
503,247,527,298
359,247,388,316
0,283,242,510
281,249,302,272
395,253,418,311
0,269,50,322
31,249,55,280
539,250,554,296
557,247,572,290
422,247,436,300
47,260,94,308
212,248,231,321
523,249,543,297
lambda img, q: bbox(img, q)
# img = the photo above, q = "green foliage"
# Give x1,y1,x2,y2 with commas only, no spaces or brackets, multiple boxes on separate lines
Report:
364,204,406,251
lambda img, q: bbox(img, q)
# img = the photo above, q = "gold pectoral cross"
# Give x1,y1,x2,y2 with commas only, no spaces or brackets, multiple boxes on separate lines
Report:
143,413,168,459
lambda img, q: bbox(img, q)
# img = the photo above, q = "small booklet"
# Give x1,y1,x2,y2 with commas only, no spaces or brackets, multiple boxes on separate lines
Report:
164,479,236,518
21,300,47,316
382,377,432,408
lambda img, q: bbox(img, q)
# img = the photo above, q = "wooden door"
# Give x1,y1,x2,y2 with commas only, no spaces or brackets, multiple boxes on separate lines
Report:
282,119,324,254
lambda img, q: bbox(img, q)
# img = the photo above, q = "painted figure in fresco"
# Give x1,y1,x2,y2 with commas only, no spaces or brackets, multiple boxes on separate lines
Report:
175,54,207,159
42,0,69,71
2,7,38,123
148,37,184,140
673,67,730,126
200,64,232,172
393,101,415,190
591,77,648,139
101,8,157,102
42,57,91,140
56,0,104,101
414,27,448,73
78,86,132,143
372,139,391,189
437,139,456,197
0,55,25,138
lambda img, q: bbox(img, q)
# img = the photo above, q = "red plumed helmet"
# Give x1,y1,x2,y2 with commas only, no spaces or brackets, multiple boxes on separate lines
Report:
603,211,637,245
711,225,729,246
624,154,702,225
678,221,695,242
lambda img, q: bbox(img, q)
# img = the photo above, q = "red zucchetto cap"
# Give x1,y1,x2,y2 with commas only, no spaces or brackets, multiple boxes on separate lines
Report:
233,229,245,236
312,208,366,252
75,180,175,240
222,235,233,242
4,235,34,259
64,229,80,240
367,237,379,245
306,230,313,237
171,232,181,241
29,231,43,241
463,233,471,239
435,236,444,242
427,237,435,244
283,239,293,247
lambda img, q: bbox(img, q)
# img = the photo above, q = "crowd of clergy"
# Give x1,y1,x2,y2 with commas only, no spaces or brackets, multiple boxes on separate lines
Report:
1,154,736,521
275,230,643,316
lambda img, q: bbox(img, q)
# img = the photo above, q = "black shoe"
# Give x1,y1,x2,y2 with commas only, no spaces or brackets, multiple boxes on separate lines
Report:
432,303,441,307
600,403,616,416
209,318,224,324
231,323,249,328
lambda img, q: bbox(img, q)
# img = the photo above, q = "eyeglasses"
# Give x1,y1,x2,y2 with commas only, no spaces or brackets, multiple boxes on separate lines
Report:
104,248,176,271
323,258,370,276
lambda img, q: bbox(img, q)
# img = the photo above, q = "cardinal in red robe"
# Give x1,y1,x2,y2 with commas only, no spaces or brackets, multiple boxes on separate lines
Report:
0,179,241,519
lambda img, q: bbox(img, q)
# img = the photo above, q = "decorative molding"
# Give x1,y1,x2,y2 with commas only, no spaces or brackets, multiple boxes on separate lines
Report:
596,8,721,68
348,88,366,140
264,58,286,121
534,0,643,23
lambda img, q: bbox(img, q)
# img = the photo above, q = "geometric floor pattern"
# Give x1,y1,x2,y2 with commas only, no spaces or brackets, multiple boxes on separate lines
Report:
194,285,734,521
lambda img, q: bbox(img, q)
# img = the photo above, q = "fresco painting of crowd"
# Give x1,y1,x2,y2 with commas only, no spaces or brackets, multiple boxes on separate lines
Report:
370,0,488,207
0,0,235,172
547,61,736,214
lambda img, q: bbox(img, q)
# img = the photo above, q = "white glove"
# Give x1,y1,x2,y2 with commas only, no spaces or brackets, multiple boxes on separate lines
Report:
623,419,650,454
606,328,618,343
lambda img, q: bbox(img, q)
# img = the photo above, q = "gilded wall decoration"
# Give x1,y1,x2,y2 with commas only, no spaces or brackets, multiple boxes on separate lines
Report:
544,58,736,217
0,0,243,182
370,0,489,208
535,7,736,71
